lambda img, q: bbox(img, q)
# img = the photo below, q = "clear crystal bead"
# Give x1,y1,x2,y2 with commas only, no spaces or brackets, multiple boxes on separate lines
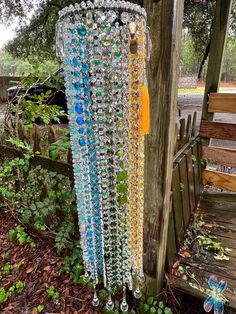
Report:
95,11,106,24
107,10,117,23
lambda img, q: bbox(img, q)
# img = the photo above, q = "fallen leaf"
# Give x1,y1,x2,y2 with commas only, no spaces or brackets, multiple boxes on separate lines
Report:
172,260,180,269
26,266,35,274
183,251,191,258
43,265,51,271
32,308,37,314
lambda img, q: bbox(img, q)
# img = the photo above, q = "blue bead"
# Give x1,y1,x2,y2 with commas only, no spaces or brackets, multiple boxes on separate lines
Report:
91,166,96,172
76,94,81,101
79,138,86,147
86,110,92,116
89,148,95,154
94,219,100,224
74,72,80,79
87,129,93,136
84,87,90,96
75,103,83,114
82,63,89,73
65,59,70,65
71,38,76,45
91,174,97,180
72,47,77,53
77,24,87,37
74,82,83,92
76,117,85,125
84,98,92,106
88,139,94,145
72,57,79,68
79,38,88,46
87,217,92,224
79,49,88,60
83,76,90,84
87,230,93,237
78,128,84,134
70,28,76,35
90,156,96,163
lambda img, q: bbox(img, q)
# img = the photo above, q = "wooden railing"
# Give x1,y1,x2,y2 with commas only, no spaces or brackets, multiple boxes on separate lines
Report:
200,93,236,192
166,136,202,270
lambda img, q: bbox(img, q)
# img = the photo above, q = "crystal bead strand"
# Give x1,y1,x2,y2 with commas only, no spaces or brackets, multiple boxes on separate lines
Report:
109,20,124,288
67,18,99,283
128,22,140,275
135,18,146,280
59,19,91,275
120,16,133,289
89,13,113,288
111,20,132,292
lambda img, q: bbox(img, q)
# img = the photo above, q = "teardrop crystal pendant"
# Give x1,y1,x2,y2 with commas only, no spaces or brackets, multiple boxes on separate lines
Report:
106,292,114,311
139,272,146,285
134,282,142,299
92,290,99,307
120,286,129,312
84,271,90,282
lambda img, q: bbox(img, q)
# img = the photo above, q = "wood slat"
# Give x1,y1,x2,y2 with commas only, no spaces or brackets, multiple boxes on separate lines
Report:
166,201,177,272
191,140,201,201
172,164,185,247
209,93,236,113
200,120,236,141
203,169,236,192
202,146,236,168
178,154,191,228
185,148,195,211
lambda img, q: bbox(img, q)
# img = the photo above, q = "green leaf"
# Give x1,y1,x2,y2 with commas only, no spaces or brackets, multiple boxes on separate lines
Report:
150,306,157,313
164,307,173,314
143,303,150,313
147,297,154,306
37,304,45,312
159,301,164,309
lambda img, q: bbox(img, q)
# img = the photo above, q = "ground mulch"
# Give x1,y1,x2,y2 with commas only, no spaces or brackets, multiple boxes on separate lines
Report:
0,209,102,314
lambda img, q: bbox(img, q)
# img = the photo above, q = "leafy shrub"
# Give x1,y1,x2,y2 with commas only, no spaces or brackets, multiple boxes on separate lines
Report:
0,154,77,254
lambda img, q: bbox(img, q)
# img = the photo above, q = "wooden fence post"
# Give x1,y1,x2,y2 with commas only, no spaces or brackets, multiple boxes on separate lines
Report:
201,0,233,121
143,0,184,295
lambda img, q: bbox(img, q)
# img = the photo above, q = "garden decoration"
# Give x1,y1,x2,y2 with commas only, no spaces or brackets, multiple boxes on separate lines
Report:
56,0,151,311
204,275,228,314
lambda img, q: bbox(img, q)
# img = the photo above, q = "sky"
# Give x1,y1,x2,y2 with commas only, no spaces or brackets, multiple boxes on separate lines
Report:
0,24,16,49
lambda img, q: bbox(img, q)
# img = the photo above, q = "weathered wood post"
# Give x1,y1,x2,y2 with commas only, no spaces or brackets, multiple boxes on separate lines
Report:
201,0,233,121
143,0,184,295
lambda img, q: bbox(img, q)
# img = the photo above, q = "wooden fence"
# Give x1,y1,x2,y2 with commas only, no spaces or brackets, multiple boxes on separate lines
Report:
174,111,197,154
166,136,202,270
0,144,73,180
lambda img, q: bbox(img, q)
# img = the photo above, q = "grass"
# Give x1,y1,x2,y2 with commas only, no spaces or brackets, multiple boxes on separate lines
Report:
178,88,205,94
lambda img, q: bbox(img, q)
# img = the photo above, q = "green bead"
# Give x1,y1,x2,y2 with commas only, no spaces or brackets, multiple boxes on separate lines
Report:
96,91,102,97
103,25,111,32
118,195,127,206
115,41,121,48
117,184,128,193
117,83,123,89
115,51,122,58
103,39,110,46
120,217,126,223
119,151,124,158
94,60,101,66
117,171,128,182
98,119,103,125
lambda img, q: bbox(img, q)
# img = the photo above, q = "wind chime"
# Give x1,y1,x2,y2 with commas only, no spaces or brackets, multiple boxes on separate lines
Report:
56,0,150,311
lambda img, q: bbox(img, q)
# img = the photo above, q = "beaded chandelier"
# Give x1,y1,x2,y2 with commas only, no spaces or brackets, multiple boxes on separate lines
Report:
56,0,150,311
